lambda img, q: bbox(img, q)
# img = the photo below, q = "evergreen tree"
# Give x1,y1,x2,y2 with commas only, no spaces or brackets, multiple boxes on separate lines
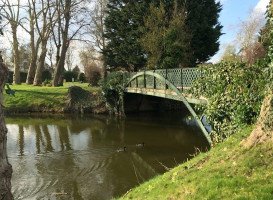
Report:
103,0,222,70
103,0,150,72
185,0,222,65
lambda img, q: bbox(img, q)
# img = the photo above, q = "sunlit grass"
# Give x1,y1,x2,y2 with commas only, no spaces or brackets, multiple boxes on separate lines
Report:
117,126,273,199
3,83,100,113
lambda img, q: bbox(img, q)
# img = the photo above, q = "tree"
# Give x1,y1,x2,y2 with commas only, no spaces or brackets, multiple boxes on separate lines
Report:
32,0,57,86
0,53,13,200
23,0,41,84
221,44,242,62
139,2,167,69
103,0,148,72
184,0,222,65
235,9,267,65
103,0,222,70
72,65,80,74
0,0,21,84
88,0,107,76
140,1,189,69
52,0,89,87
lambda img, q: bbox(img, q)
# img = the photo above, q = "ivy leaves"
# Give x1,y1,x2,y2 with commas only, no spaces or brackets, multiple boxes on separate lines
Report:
191,62,269,143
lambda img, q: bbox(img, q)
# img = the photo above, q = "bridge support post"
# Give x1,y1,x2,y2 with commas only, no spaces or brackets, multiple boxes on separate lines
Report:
144,71,146,88
153,70,156,90
181,69,183,92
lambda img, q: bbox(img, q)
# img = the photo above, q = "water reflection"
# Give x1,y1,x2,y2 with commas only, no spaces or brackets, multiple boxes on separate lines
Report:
6,113,209,200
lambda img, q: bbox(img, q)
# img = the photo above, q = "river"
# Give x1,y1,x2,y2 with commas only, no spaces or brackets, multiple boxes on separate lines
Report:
6,112,209,200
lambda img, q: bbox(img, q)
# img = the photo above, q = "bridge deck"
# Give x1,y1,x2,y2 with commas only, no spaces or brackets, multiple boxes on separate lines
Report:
125,87,207,105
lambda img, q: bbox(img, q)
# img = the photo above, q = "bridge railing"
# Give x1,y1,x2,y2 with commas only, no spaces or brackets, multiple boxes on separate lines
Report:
126,68,200,92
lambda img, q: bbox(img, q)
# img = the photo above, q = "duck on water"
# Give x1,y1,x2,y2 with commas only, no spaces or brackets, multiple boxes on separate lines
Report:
117,147,126,152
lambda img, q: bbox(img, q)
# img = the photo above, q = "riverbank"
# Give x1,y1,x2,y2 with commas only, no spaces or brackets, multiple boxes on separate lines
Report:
3,83,106,114
118,125,273,199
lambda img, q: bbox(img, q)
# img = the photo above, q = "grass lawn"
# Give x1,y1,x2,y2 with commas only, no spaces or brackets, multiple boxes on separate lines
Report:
118,126,273,200
3,82,100,113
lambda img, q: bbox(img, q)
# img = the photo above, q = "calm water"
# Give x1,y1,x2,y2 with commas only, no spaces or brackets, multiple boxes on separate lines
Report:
6,112,209,200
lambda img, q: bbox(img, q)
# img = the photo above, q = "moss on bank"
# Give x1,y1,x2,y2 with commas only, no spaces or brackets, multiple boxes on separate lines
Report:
3,83,105,113
117,126,273,200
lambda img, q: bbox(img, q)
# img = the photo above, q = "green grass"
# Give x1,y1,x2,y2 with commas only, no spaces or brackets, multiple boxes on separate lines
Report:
117,126,273,200
4,83,100,113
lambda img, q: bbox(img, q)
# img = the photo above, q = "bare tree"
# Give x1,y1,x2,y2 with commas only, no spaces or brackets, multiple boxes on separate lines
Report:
52,0,89,87
23,0,41,84
0,0,21,84
0,54,13,200
32,0,57,86
236,8,266,64
88,0,107,77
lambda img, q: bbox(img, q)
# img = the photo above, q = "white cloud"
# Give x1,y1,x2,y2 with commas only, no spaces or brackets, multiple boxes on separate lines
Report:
254,0,270,14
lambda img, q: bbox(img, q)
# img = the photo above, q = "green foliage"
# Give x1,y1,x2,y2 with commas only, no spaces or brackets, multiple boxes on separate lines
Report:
42,79,52,87
7,72,27,83
185,0,223,65
42,69,52,82
88,71,101,86
139,2,167,69
104,0,222,71
99,72,127,114
103,0,148,72
141,2,189,69
190,62,269,142
161,8,188,68
78,73,86,82
72,65,80,75
63,71,78,82
220,45,242,62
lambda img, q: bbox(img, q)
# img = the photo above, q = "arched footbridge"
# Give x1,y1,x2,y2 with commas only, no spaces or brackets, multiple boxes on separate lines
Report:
124,68,212,145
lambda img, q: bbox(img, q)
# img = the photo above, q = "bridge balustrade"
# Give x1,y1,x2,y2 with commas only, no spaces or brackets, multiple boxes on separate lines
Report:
127,68,200,91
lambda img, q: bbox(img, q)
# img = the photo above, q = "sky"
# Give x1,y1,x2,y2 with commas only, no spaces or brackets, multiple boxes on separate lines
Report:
210,0,270,63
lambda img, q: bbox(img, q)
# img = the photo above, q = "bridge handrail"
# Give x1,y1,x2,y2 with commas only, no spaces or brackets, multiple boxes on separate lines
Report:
125,68,200,91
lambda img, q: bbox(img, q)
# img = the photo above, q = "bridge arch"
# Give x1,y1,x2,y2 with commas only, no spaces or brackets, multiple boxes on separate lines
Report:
124,71,212,145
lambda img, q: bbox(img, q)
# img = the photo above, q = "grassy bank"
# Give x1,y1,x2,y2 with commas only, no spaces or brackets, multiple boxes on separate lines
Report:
118,126,273,199
3,83,102,113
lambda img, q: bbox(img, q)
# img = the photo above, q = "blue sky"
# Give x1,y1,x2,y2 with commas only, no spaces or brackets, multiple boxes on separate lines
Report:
210,0,270,62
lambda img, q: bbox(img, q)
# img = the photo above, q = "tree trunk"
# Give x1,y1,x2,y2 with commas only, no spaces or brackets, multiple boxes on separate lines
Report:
26,52,38,85
0,56,13,200
33,45,47,86
11,23,20,85
26,16,39,85
52,0,71,87
53,45,67,87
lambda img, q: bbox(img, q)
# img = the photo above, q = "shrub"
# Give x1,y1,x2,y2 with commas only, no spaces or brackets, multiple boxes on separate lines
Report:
85,63,102,86
63,71,78,82
99,72,127,114
78,73,86,82
42,69,52,81
190,61,269,143
42,79,52,87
